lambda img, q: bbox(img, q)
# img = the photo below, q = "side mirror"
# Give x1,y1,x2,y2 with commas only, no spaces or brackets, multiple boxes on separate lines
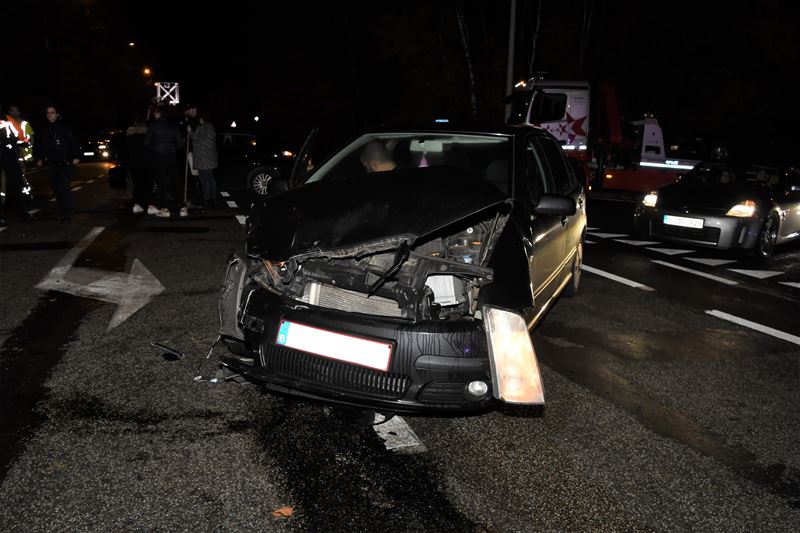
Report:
532,194,576,216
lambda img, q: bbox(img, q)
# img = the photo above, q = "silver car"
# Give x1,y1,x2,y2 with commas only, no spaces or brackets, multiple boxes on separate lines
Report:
633,162,800,258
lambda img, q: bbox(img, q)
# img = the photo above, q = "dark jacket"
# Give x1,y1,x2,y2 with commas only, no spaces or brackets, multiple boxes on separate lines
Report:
145,116,184,156
126,124,148,168
36,119,81,163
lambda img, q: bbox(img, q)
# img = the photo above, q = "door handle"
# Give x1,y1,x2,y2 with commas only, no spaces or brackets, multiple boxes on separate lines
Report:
561,216,568,227
577,196,584,208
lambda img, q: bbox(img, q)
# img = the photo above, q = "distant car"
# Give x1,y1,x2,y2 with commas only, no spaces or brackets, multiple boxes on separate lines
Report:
218,124,587,412
81,131,125,163
633,161,800,258
212,129,295,198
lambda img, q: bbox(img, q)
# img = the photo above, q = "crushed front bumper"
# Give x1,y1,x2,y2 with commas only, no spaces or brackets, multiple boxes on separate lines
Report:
219,257,498,412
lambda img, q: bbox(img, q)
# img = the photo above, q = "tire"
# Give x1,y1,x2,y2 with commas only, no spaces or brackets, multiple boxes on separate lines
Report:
747,215,778,260
248,166,280,198
564,241,583,297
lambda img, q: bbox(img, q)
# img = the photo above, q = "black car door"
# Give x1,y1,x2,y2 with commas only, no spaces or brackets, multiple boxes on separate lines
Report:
524,135,562,308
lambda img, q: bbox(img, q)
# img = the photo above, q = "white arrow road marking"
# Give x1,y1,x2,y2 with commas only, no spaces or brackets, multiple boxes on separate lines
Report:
582,265,655,291
587,232,629,239
652,260,738,285
645,247,694,256
235,215,247,225
35,226,165,330
614,239,661,246
707,310,800,347
728,269,783,280
220,191,230,197
373,416,426,453
226,200,238,208
780,282,800,289
686,257,737,267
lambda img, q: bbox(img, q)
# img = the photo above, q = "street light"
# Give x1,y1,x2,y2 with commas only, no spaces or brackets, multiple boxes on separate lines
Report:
129,42,135,47
143,67,151,76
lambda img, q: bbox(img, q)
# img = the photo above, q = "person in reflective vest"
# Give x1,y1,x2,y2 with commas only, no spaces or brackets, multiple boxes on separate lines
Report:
7,105,34,165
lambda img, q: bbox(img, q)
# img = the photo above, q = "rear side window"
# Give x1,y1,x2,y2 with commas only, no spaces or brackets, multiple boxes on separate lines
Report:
537,136,576,195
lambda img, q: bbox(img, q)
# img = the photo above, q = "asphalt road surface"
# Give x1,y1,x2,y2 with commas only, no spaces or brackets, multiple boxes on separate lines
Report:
1,164,799,532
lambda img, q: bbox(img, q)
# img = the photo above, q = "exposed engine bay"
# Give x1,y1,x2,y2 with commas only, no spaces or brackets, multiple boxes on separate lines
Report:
247,212,509,321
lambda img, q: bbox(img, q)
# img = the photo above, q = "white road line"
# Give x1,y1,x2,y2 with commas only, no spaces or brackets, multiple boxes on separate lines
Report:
728,268,783,280
707,310,800,347
646,247,694,256
587,232,628,239
780,282,800,289
373,416,426,453
226,200,238,208
685,257,737,267
0,227,6,233
584,239,596,244
236,215,247,225
86,179,95,184
50,198,56,202
96,174,105,178
220,191,230,197
27,208,41,215
587,226,600,230
652,260,738,285
582,264,655,291
71,186,82,191
614,239,660,246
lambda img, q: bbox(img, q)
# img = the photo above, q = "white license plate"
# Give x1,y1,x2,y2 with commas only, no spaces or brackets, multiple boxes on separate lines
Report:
276,320,393,371
663,214,704,229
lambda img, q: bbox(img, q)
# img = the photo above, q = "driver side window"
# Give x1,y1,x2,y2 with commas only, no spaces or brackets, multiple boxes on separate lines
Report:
526,138,553,206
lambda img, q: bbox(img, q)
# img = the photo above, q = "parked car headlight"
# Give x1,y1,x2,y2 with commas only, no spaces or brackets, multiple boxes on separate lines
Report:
642,191,658,208
726,200,756,217
483,306,544,405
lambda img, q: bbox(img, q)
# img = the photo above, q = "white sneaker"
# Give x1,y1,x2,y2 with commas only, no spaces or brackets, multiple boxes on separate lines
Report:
147,205,159,215
155,208,171,218
132,204,144,214
179,207,189,217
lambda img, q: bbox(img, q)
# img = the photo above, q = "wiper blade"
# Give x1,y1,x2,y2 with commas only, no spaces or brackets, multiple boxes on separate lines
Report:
367,241,411,297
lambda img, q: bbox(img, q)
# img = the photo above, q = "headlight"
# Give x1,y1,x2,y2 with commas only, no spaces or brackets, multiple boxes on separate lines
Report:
726,200,756,217
483,306,544,404
102,151,109,158
642,191,658,208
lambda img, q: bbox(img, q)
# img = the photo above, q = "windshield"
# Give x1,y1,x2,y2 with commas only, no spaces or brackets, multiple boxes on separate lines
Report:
306,132,512,195
683,164,779,187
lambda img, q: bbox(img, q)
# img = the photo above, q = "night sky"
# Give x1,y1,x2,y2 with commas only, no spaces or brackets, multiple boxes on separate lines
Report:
3,1,798,161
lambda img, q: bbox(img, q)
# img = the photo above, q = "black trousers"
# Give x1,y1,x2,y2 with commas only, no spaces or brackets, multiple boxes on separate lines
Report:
152,153,178,209
131,165,153,207
48,163,75,218
1,152,28,218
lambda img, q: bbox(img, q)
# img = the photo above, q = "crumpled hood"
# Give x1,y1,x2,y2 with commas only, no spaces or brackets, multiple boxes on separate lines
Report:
246,167,510,260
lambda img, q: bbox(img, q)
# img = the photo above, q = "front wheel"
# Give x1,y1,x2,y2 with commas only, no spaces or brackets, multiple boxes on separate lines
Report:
248,166,280,198
564,242,583,297
747,216,778,260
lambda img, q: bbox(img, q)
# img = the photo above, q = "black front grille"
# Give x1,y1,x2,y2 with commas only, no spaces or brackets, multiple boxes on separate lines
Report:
261,343,410,399
419,382,466,403
654,222,721,244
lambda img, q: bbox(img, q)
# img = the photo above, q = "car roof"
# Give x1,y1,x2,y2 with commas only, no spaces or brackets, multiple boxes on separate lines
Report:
365,122,547,137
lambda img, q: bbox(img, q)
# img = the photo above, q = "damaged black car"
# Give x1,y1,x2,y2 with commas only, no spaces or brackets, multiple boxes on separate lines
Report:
219,124,586,412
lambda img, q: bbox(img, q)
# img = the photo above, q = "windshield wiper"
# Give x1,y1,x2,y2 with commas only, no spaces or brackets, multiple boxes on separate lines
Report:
367,241,411,297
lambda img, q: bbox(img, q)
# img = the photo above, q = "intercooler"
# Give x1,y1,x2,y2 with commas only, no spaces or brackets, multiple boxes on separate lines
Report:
300,281,403,318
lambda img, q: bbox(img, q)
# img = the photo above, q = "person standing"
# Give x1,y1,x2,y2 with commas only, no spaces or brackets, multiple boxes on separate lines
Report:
0,115,34,224
190,113,218,206
144,106,185,217
126,116,156,214
35,105,80,222
7,105,34,167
